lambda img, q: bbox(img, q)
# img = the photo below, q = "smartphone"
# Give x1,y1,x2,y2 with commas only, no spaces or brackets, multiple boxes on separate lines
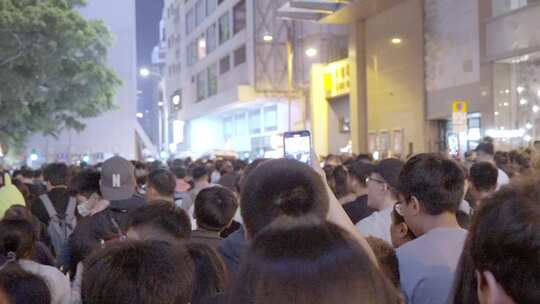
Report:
283,130,312,165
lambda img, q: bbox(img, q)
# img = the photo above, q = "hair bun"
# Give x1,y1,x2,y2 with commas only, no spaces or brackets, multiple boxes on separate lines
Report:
276,187,312,216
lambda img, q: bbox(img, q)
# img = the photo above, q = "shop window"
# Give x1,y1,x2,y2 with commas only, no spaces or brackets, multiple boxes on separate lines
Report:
196,71,207,102
234,45,246,66
264,106,277,132
208,63,218,97
220,55,230,75
233,0,246,34
249,109,261,135
206,24,217,54
218,12,230,45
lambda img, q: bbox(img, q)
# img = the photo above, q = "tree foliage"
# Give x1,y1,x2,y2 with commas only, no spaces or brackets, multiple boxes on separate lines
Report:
0,0,121,149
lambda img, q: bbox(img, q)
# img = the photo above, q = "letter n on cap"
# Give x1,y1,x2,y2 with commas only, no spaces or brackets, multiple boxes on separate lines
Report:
112,174,121,188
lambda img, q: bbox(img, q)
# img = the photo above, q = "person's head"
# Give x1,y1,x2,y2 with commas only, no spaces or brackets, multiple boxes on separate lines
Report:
11,170,22,182
187,243,228,304
82,240,195,304
469,162,498,204
357,153,373,164
229,217,402,304
475,142,495,163
390,206,415,248
240,159,329,239
367,159,403,210
33,169,44,182
100,156,136,201
396,153,464,236
171,166,187,180
127,202,191,243
237,158,268,193
331,165,351,199
69,170,101,204
19,168,34,181
192,165,209,184
348,162,375,195
452,176,540,304
365,237,400,289
0,267,51,304
146,169,176,202
0,219,35,260
134,162,149,190
43,163,69,188
195,186,238,232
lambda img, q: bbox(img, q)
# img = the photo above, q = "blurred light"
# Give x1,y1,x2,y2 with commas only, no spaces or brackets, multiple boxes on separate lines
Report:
30,153,38,162
373,151,380,161
486,129,525,139
505,89,510,94
391,37,402,44
270,133,283,150
467,128,482,141
537,89,540,98
136,112,144,118
481,91,488,97
517,86,525,94
169,143,178,153
82,155,90,163
525,135,532,142
494,111,499,116
157,101,164,107
520,98,528,105
503,102,509,106
139,68,150,77
172,120,185,144
534,105,540,113
263,34,273,42
305,48,318,58
526,123,533,130
172,95,181,105
146,157,156,162
159,151,168,159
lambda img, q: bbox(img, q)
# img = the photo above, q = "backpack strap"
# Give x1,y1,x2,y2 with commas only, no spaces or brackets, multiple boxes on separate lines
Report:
39,194,58,218
66,197,77,217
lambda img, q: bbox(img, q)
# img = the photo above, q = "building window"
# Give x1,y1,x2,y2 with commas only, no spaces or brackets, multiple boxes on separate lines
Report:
224,117,233,138
196,71,207,102
233,0,246,34
207,0,217,16
492,0,529,17
197,35,207,60
264,106,277,132
187,42,197,66
218,0,226,5
195,0,206,26
235,113,247,136
219,55,230,75
186,8,195,35
206,23,217,54
218,12,230,45
249,109,261,135
234,45,246,66
208,63,218,97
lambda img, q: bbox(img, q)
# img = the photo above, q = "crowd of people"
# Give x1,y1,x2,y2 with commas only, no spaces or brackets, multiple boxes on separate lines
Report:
0,137,538,304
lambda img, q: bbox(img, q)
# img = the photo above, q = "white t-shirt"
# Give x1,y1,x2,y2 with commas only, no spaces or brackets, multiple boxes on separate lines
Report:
497,169,510,190
355,207,393,244
19,259,72,304
397,227,467,304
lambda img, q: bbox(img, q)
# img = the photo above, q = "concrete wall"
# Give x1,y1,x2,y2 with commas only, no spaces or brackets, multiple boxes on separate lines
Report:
328,97,351,154
26,0,138,163
365,0,427,153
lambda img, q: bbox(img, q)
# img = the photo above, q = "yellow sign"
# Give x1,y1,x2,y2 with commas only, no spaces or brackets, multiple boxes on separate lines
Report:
323,59,350,98
452,100,468,113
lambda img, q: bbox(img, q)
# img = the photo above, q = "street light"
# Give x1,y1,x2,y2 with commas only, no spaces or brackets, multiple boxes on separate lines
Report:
157,101,164,107
136,112,144,118
172,95,181,105
263,34,273,42
305,48,318,58
391,37,403,45
140,68,151,77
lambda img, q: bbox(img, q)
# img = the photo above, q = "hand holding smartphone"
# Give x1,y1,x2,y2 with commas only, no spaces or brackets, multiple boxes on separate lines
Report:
283,130,312,165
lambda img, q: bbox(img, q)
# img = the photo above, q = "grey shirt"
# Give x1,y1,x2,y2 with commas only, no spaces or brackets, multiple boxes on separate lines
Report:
397,227,467,304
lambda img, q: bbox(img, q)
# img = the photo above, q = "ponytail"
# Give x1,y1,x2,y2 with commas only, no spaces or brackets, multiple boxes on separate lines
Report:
0,219,35,265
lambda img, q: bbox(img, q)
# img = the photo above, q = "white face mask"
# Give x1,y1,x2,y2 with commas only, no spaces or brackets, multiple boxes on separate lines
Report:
77,203,91,217
77,193,100,217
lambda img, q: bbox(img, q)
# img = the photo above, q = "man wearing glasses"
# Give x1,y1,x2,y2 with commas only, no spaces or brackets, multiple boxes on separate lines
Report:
355,158,404,244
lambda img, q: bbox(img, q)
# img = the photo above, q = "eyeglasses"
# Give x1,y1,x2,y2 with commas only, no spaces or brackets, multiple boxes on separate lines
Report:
366,176,386,185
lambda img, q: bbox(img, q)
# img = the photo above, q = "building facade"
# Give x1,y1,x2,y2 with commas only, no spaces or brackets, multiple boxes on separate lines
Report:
25,0,139,164
161,0,348,159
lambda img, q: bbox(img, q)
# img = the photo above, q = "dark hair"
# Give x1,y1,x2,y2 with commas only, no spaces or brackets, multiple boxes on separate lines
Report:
82,240,195,304
11,180,29,204
357,154,373,163
171,166,187,179
451,176,540,304
192,165,209,181
475,142,494,156
232,159,247,172
390,208,416,241
240,159,329,238
69,170,101,197
195,187,238,231
349,161,375,187
0,267,51,304
33,169,43,179
332,165,350,199
469,162,498,192
130,203,192,240
238,158,268,193
397,153,464,215
228,217,402,304
43,163,69,186
187,243,228,304
147,169,176,197
365,237,400,289
0,219,36,260
20,168,34,179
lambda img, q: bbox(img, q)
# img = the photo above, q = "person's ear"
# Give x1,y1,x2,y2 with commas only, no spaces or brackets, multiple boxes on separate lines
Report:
477,270,516,304
410,196,421,216
398,222,409,238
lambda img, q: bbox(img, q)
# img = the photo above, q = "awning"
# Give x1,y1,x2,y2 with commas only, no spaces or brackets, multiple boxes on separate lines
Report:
277,1,350,21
